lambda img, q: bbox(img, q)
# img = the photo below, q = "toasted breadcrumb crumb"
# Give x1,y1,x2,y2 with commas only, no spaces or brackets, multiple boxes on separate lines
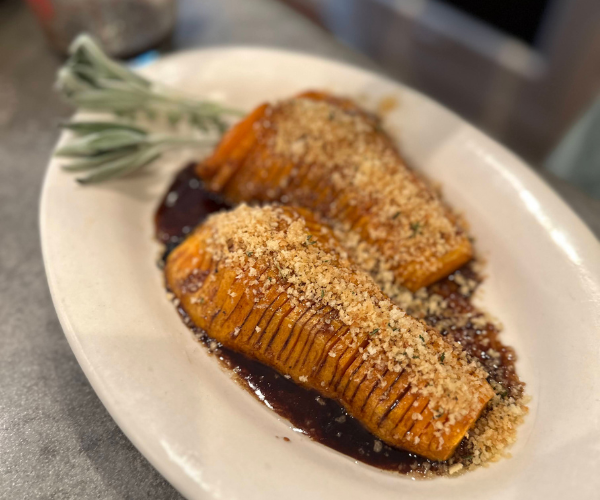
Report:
348,247,528,469
201,204,491,440
236,97,472,287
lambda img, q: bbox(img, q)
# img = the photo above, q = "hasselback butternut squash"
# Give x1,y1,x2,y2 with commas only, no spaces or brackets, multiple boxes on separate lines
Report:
165,204,492,460
196,92,472,292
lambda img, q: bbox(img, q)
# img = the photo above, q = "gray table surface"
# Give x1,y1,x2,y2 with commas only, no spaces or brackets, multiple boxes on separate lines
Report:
1,0,598,498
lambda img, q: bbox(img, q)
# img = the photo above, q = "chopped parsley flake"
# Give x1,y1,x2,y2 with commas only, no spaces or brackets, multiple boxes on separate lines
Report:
410,221,421,237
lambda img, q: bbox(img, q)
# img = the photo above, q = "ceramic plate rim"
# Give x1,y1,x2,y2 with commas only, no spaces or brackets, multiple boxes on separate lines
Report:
40,46,600,500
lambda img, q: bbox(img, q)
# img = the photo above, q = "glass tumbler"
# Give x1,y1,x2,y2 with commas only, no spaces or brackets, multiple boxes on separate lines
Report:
26,0,177,57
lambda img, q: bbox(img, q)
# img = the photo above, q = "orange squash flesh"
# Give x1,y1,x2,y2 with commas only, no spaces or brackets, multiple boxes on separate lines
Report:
196,92,472,292
165,206,492,461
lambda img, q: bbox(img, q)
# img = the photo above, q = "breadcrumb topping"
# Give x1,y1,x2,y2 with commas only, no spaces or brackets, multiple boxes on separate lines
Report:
344,238,529,470
202,204,491,435
264,97,470,284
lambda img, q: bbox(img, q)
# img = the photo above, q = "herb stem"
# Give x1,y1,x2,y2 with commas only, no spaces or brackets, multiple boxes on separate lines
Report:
53,35,246,185
56,34,243,131
56,120,212,184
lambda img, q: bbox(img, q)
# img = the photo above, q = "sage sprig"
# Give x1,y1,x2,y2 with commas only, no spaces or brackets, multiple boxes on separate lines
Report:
54,34,246,184
57,121,210,184
56,34,242,132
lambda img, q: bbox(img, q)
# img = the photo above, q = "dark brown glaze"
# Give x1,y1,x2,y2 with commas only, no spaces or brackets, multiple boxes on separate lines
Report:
155,163,231,260
427,267,523,399
156,165,523,476
182,319,435,474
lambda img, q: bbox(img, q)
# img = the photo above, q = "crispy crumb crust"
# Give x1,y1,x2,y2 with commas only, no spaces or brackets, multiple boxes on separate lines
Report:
165,204,493,461
374,262,529,472
197,92,472,292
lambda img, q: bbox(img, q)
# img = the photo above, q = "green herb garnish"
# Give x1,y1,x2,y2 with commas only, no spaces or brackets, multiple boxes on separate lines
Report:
56,34,241,131
54,34,243,184
410,222,421,237
439,352,446,364
55,121,211,184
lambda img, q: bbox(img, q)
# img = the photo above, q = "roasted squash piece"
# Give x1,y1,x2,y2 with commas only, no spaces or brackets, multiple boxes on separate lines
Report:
197,92,472,292
165,204,492,461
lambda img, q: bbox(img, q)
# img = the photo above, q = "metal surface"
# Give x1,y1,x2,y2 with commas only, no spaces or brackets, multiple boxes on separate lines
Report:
0,0,597,498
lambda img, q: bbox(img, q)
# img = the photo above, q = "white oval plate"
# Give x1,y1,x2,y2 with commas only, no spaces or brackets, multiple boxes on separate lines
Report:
41,48,600,499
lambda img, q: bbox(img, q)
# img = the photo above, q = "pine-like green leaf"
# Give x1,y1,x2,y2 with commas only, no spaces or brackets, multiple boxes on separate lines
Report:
61,148,139,171
61,121,147,135
55,130,146,157
77,146,162,184
56,34,242,133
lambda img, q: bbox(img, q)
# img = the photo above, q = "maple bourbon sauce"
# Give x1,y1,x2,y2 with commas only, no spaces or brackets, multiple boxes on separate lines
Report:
155,164,524,477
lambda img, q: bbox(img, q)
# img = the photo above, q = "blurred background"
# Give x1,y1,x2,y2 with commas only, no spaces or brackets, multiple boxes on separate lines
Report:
1,1,599,498
12,0,600,199
277,0,600,198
